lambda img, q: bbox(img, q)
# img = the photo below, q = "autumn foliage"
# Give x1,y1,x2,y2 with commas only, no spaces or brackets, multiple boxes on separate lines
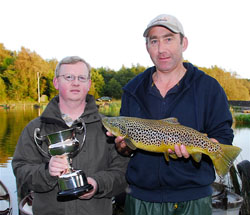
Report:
0,43,249,102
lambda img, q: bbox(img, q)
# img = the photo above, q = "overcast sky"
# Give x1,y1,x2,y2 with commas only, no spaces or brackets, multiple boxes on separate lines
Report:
1,0,249,79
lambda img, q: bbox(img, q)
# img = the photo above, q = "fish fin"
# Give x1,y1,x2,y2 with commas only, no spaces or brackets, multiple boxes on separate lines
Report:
124,138,137,150
210,144,242,177
191,153,202,163
164,152,170,161
169,153,178,159
161,117,180,124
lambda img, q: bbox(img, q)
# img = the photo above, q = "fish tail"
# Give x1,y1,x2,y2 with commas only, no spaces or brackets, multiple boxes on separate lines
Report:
211,144,241,177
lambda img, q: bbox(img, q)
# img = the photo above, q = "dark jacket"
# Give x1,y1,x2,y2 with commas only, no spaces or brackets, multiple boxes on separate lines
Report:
12,95,129,215
120,63,233,203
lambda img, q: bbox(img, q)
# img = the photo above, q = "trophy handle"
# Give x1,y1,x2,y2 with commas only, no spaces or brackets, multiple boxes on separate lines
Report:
74,120,86,154
34,128,50,159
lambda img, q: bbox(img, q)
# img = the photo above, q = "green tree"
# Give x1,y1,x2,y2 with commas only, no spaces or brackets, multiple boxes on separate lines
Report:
0,44,14,72
105,78,122,99
99,67,116,84
14,47,51,101
98,68,116,96
88,82,99,98
115,66,136,88
90,68,105,98
130,64,147,76
0,77,6,101
201,65,250,101
241,79,250,96
42,59,58,100
2,69,22,100
1,42,250,102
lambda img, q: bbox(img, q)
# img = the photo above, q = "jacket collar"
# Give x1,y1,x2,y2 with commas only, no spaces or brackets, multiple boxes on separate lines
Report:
40,94,101,126
123,62,204,98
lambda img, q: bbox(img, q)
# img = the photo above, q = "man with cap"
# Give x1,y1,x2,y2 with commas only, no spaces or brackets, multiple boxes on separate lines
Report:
109,14,233,214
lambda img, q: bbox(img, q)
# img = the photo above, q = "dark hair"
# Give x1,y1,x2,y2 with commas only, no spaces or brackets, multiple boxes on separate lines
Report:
179,33,184,44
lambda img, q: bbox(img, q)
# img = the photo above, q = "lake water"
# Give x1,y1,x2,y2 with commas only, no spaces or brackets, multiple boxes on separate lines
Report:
0,107,249,214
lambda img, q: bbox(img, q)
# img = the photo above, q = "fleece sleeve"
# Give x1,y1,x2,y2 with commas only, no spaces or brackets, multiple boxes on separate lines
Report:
90,145,129,199
12,120,58,194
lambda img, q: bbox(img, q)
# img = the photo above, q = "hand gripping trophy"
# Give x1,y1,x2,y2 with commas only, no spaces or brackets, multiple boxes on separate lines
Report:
34,121,93,197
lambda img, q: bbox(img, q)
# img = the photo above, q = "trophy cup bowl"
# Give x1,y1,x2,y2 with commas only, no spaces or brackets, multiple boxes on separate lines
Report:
34,125,93,198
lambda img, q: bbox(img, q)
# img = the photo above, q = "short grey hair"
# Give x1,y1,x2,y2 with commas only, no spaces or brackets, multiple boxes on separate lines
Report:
55,56,91,78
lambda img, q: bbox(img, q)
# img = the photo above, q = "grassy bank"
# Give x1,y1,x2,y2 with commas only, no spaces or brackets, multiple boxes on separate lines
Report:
97,100,121,117
98,101,250,126
234,114,250,126
3,100,250,126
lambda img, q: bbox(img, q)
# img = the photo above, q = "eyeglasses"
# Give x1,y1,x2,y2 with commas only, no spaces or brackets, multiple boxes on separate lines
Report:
57,74,89,82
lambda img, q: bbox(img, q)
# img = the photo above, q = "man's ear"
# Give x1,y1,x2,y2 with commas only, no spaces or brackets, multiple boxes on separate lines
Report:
182,37,188,52
146,41,149,53
53,77,59,90
87,80,91,91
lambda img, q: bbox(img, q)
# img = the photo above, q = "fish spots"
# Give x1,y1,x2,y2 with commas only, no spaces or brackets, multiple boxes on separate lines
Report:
102,116,242,177
103,117,222,157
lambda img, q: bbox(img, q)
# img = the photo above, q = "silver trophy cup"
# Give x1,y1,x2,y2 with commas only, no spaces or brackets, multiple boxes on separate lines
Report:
34,122,93,197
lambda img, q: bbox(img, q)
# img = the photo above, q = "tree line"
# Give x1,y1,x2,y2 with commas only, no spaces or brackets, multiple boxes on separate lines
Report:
0,43,249,102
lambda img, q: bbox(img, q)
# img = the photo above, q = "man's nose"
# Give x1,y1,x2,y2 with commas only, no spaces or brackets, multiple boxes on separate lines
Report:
72,78,80,84
158,41,165,53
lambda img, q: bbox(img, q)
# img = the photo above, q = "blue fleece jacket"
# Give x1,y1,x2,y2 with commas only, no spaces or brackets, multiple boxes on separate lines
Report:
120,62,233,203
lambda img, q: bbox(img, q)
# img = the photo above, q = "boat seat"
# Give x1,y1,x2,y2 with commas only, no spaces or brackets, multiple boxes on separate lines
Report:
0,208,11,215
0,194,9,201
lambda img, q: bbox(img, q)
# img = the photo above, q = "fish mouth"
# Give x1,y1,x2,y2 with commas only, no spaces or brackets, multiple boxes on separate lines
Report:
101,117,113,133
101,117,108,124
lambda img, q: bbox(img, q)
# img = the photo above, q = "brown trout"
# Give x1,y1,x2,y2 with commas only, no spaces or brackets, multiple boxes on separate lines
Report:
102,116,242,177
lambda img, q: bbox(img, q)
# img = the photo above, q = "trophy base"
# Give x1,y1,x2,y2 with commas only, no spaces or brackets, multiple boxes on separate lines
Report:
58,170,93,197
58,183,93,197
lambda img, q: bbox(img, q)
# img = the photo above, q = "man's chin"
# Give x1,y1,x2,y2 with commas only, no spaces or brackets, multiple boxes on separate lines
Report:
68,95,83,102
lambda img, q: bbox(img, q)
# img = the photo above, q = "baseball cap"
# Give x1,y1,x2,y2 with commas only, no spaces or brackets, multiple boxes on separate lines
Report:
143,14,185,37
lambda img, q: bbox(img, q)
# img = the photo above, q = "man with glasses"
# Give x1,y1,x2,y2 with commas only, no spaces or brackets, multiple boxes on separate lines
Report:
12,56,129,215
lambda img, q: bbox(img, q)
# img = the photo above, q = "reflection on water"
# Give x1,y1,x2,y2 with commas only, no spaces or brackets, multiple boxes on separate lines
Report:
0,107,249,214
233,127,250,163
0,106,42,214
0,107,41,166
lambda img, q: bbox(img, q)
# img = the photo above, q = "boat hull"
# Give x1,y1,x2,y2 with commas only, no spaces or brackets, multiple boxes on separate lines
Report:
19,192,33,215
0,180,12,215
212,182,243,215
18,182,244,215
